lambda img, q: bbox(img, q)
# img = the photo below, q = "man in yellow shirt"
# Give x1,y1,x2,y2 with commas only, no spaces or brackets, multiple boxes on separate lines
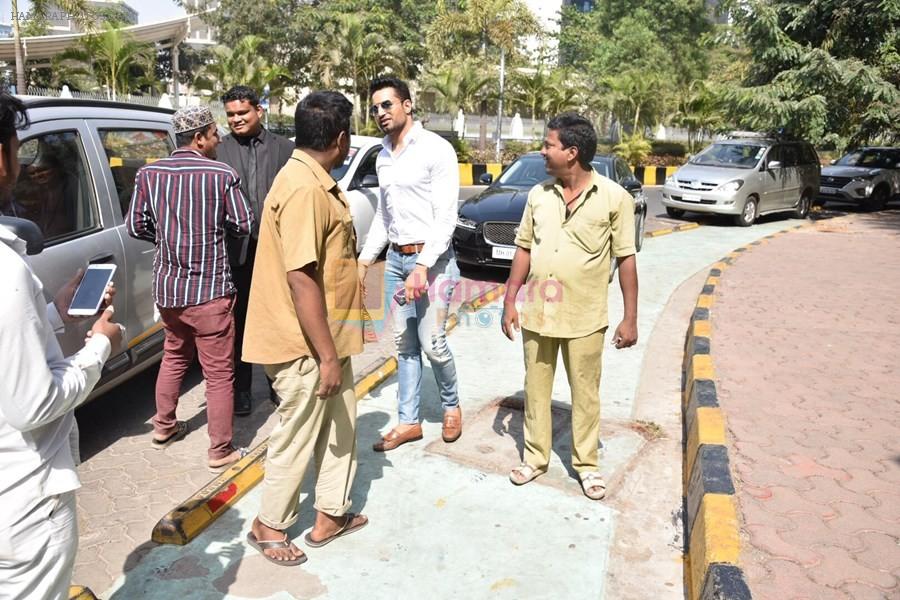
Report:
501,113,639,501
242,91,367,565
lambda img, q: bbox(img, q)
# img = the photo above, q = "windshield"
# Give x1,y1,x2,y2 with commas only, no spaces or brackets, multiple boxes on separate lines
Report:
690,143,766,169
836,149,898,169
330,146,360,181
495,155,611,186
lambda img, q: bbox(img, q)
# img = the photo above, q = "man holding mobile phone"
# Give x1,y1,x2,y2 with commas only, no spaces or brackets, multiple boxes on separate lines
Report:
0,90,123,600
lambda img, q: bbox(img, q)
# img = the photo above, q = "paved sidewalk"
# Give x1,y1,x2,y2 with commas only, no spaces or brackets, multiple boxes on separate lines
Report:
712,211,900,599
84,215,809,599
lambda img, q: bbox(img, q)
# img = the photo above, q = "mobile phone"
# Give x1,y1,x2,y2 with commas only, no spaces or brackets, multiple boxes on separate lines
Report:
67,264,117,317
392,288,407,306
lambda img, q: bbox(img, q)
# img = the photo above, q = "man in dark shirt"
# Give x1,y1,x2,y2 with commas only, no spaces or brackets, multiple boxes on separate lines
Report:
126,105,253,473
217,85,294,415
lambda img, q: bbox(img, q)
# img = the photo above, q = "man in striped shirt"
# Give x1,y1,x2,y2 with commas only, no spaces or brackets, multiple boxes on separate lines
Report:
126,105,254,473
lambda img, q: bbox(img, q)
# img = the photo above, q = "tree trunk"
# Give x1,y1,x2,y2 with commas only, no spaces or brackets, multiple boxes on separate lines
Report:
12,0,26,94
478,99,487,152
633,105,641,136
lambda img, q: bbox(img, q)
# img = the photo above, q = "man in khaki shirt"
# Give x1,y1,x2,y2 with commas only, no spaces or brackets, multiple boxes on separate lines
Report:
501,113,638,501
242,92,367,565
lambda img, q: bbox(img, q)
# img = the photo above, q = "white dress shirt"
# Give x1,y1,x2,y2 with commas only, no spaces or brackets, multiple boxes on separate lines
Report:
0,225,111,531
359,122,460,268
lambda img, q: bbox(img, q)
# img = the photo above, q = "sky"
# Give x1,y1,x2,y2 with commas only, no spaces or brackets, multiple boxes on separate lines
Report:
3,1,187,24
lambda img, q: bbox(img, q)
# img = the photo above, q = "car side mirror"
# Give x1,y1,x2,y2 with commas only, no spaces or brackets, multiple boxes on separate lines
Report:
622,177,641,193
359,173,379,188
0,217,44,255
479,172,494,185
829,159,837,165
895,162,900,168
767,160,782,170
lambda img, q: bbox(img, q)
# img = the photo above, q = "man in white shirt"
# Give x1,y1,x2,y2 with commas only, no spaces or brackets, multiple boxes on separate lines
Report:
359,77,463,451
0,91,123,600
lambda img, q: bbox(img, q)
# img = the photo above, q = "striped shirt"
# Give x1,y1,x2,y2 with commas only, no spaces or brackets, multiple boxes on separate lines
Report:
126,148,253,308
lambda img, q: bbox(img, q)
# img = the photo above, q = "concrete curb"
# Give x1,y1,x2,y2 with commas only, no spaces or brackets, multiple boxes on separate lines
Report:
646,222,701,238
151,282,505,546
682,223,807,600
69,586,98,600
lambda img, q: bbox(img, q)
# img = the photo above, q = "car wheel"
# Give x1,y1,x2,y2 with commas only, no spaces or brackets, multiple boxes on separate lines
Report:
735,196,757,227
793,192,811,219
666,207,685,219
865,185,888,211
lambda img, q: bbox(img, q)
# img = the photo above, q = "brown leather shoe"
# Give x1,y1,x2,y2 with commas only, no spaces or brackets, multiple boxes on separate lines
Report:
442,407,462,443
373,424,423,452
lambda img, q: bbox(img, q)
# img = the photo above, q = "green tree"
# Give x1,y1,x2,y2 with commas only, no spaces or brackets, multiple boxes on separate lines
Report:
718,0,900,148
422,61,494,114
195,36,289,100
54,23,158,99
672,81,725,153
613,132,653,165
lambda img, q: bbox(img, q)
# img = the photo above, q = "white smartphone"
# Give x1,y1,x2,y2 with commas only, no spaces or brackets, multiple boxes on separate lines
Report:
67,264,117,317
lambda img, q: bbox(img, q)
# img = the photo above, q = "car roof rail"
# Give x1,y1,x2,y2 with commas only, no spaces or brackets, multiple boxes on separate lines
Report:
726,129,799,141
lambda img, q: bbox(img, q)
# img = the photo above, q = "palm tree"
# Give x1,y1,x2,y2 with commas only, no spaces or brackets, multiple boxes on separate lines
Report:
510,69,555,140
195,36,289,100
673,81,725,152
311,14,405,133
54,23,157,100
10,0,92,93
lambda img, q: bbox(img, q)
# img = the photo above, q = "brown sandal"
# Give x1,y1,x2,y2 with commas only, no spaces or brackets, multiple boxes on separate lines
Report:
304,513,368,548
246,532,307,566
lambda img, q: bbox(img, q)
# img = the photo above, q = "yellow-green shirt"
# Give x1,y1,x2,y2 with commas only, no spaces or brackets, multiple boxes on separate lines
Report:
243,149,364,364
514,169,636,338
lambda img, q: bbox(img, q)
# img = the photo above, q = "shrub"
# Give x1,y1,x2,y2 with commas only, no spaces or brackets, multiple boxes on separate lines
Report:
650,141,687,157
613,133,652,166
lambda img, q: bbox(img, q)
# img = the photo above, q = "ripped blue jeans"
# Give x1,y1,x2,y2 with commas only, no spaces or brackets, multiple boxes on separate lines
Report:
384,247,460,424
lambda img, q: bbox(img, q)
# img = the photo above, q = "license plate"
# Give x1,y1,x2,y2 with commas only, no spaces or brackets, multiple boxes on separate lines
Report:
682,193,701,202
820,186,838,195
491,246,516,260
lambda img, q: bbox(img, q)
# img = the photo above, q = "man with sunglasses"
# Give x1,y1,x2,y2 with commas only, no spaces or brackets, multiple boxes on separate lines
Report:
358,77,462,452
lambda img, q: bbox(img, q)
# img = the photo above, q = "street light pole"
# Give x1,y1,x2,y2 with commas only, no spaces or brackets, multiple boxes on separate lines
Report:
495,48,506,161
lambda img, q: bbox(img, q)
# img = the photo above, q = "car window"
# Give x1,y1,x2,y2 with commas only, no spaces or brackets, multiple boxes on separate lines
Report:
765,145,782,167
497,156,552,186
589,160,612,179
331,146,361,181
13,131,99,245
97,129,174,216
781,144,799,167
802,144,818,165
355,148,379,185
614,159,631,182
835,149,897,169
691,142,766,169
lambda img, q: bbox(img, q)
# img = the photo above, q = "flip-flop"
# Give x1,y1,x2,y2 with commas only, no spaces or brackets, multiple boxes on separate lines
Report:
151,421,188,449
509,463,545,486
579,472,607,500
304,513,368,548
246,532,307,566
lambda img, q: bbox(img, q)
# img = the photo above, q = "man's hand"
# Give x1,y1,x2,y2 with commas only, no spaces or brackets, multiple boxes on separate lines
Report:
611,318,637,349
405,264,429,302
317,357,342,398
85,306,123,355
501,301,520,341
357,260,370,299
54,268,116,323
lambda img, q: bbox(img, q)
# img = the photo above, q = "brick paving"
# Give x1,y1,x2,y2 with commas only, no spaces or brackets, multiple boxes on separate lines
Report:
712,210,900,599
72,259,502,593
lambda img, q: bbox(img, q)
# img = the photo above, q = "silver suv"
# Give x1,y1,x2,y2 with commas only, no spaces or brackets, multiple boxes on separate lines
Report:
662,133,820,226
818,147,900,211
1,98,176,399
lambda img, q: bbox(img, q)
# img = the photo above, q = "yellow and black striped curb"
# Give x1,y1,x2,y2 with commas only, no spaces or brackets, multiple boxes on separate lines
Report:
682,224,807,600
151,282,506,545
69,586,98,600
457,163,680,187
646,222,701,238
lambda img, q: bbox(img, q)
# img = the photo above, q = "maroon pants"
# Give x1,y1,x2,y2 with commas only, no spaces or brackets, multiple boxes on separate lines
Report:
154,294,236,460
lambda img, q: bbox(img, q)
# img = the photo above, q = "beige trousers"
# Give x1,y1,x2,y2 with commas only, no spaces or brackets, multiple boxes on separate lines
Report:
259,356,357,530
522,328,606,474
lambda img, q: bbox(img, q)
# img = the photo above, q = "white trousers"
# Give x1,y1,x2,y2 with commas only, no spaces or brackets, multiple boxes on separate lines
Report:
0,491,78,600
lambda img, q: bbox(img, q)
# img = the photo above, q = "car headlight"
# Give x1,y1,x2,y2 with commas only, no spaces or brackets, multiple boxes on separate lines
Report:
456,216,478,230
716,179,744,193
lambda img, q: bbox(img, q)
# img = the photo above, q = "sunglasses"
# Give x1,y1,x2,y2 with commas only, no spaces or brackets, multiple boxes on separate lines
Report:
369,100,395,116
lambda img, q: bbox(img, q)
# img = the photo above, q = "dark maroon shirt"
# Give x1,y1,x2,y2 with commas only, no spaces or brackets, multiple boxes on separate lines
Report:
125,148,253,308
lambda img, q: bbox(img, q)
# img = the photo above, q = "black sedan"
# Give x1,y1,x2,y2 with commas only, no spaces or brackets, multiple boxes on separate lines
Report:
453,153,647,268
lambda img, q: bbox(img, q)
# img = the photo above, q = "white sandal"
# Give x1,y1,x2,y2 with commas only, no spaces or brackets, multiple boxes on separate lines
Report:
579,472,607,500
509,463,545,486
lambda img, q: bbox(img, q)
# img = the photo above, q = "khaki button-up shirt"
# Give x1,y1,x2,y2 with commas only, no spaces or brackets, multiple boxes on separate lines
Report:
514,169,636,338
243,150,364,364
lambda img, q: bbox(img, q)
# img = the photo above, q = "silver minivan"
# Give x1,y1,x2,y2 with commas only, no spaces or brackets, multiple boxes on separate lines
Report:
5,98,176,399
661,133,820,226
